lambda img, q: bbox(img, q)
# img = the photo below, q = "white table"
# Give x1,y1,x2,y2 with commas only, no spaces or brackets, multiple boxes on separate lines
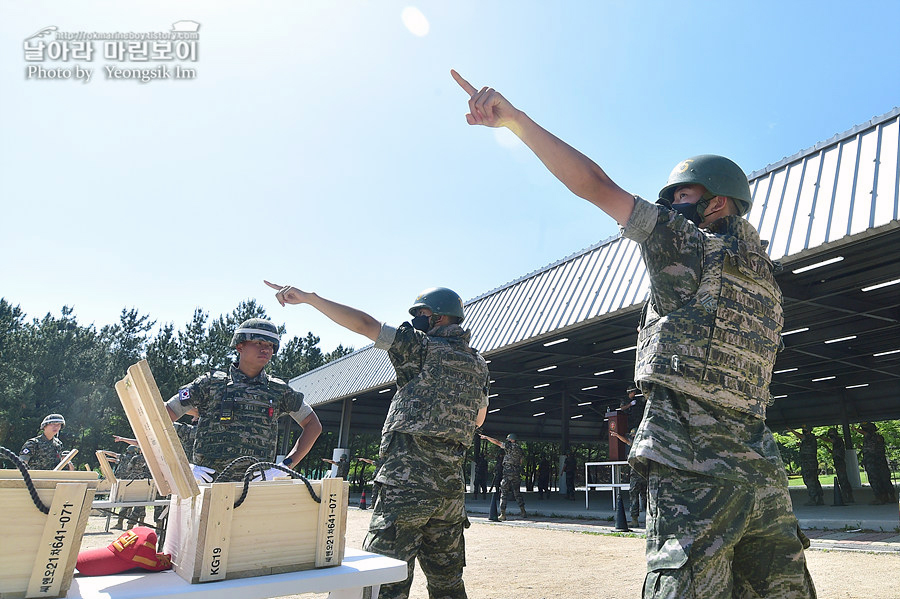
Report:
584,461,629,510
65,549,408,599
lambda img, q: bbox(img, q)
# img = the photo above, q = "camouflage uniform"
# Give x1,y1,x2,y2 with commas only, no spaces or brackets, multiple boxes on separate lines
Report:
626,430,648,525
826,429,854,503
336,455,350,479
499,441,526,514
622,197,815,598
19,434,65,470
364,322,489,599
165,363,312,479
173,420,197,456
860,426,896,504
799,431,824,506
563,453,577,500
114,446,153,528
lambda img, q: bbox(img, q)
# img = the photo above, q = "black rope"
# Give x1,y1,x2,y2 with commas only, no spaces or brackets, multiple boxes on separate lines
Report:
212,455,260,482
0,446,50,514
232,461,320,509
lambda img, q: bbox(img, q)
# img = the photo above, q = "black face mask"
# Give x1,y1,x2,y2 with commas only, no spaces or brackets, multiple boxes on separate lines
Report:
670,196,711,226
411,315,431,333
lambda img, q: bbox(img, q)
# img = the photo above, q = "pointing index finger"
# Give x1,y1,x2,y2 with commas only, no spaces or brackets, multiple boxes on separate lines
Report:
450,69,478,97
264,279,282,290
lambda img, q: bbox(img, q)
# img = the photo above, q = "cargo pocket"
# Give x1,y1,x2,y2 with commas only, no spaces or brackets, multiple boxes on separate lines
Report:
643,537,692,598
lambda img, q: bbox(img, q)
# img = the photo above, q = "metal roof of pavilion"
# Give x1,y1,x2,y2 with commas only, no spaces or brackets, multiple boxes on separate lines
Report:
293,106,900,440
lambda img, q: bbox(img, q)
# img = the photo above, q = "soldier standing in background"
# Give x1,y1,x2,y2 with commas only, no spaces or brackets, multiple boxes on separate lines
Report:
480,433,527,520
165,318,322,483
453,70,815,597
322,454,351,479
611,427,648,527
267,281,489,599
821,428,854,504
474,454,489,500
19,414,73,470
856,422,897,505
536,457,551,500
562,450,577,500
788,427,824,506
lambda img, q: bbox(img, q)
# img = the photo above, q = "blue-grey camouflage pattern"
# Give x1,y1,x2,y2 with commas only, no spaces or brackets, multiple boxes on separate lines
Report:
799,431,824,505
366,322,489,599
381,324,489,449
166,364,311,478
644,463,815,598
622,196,816,598
18,434,64,470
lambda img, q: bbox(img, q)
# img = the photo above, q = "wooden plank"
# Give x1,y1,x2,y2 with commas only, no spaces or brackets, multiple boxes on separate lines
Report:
0,470,97,482
51,449,78,472
94,451,117,484
197,483,234,583
115,360,198,498
112,479,157,503
24,483,88,598
316,477,346,568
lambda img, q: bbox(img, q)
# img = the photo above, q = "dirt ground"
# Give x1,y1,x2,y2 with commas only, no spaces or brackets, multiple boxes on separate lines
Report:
78,507,900,599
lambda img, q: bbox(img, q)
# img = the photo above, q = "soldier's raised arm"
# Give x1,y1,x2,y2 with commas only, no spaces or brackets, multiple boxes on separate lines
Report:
451,69,635,226
264,280,381,342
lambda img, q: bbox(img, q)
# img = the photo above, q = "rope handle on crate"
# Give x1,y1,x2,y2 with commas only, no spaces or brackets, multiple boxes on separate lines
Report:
0,446,50,514
213,455,321,508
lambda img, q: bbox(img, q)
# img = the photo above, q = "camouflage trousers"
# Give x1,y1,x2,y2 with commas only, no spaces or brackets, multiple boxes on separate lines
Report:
629,468,647,522
499,470,525,512
643,463,816,599
833,459,855,503
363,483,468,599
800,458,823,504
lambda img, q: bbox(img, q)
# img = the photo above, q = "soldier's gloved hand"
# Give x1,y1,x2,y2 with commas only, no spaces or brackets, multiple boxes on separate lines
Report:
251,465,293,481
190,464,215,483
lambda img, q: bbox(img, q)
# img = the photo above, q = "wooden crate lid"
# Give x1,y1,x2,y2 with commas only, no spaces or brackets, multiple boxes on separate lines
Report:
115,360,200,498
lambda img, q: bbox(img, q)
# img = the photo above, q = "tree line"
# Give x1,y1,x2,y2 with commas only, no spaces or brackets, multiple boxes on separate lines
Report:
0,297,352,473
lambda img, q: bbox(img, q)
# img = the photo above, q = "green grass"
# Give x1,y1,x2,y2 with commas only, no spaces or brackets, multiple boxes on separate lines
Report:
787,472,870,487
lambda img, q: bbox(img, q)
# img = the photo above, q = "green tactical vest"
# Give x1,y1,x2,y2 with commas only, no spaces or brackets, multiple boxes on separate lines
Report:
634,228,783,419
382,334,488,447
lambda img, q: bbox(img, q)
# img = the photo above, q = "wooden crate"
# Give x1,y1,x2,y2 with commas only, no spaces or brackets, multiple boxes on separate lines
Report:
115,360,348,583
164,477,348,583
0,470,98,599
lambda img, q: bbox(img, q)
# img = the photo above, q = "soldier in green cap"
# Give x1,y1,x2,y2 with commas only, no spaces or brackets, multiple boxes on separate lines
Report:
165,317,322,482
19,414,73,470
265,280,490,599
452,70,815,597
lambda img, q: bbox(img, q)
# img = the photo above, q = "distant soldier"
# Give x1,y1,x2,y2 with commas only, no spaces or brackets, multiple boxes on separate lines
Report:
112,444,151,529
788,427,824,506
481,433,526,520
19,414,73,470
322,454,350,479
474,454,489,500
856,422,897,505
165,318,322,483
536,457,551,500
821,428,855,504
562,450,577,500
611,427,648,527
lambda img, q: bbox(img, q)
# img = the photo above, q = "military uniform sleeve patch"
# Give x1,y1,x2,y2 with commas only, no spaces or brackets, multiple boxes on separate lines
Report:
21,448,30,454
179,388,191,401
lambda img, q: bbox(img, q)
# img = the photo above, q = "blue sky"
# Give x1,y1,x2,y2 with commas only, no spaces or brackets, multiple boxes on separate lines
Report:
2,1,899,353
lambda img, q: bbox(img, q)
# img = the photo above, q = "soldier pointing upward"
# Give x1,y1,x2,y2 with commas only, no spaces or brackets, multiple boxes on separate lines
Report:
452,69,815,598
266,281,490,599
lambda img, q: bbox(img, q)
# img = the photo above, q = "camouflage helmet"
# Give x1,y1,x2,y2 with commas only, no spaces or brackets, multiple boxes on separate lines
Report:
659,154,753,216
506,433,518,442
231,318,280,353
408,287,466,322
41,413,66,429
